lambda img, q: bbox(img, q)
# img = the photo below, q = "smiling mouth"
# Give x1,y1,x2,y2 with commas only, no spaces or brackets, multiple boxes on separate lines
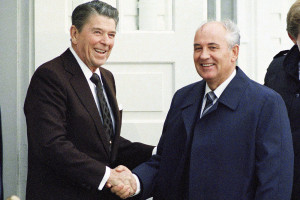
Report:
95,49,106,54
201,64,214,67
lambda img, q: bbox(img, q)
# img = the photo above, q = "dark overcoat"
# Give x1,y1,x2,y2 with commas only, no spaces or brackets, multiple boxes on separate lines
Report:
265,45,300,200
134,67,294,200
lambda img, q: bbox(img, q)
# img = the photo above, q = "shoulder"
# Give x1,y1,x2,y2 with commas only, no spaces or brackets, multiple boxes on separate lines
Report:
269,50,288,67
266,49,289,75
35,49,73,76
247,79,284,106
99,66,114,78
169,81,203,107
273,50,289,59
28,54,69,95
32,57,65,83
175,81,202,96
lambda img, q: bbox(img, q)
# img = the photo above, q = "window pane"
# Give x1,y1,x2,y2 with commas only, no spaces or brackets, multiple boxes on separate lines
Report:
221,0,237,23
207,0,216,20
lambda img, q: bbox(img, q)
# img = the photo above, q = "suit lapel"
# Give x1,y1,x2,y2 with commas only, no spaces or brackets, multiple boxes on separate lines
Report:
61,49,111,157
100,67,120,136
99,68,121,161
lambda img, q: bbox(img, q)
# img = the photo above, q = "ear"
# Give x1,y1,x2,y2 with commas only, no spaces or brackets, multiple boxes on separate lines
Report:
231,44,239,62
288,32,297,44
70,25,79,45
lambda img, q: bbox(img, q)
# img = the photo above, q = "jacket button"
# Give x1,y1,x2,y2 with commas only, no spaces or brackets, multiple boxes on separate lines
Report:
296,93,300,98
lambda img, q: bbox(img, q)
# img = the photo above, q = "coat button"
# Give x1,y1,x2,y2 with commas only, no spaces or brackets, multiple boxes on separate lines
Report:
296,93,300,98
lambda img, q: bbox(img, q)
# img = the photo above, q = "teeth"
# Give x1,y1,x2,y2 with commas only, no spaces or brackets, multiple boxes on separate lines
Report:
95,49,106,53
202,64,213,67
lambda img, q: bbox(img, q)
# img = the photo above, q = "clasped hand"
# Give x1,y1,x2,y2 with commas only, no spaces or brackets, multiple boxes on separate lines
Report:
106,165,137,199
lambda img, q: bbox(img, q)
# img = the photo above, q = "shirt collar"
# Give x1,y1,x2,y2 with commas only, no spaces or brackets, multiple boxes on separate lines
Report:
204,68,237,98
69,46,102,83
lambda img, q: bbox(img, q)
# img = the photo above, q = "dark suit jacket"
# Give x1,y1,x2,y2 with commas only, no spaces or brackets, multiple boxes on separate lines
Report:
133,67,294,200
24,49,153,200
265,45,300,200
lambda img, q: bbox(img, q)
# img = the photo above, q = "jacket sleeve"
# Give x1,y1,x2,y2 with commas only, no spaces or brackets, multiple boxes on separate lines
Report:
113,137,154,169
132,90,179,199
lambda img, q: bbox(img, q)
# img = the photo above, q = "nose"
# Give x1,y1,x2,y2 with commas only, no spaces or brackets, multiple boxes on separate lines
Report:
100,34,109,45
200,48,210,60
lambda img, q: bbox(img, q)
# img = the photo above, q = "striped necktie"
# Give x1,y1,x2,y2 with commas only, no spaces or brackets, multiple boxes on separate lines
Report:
203,91,217,115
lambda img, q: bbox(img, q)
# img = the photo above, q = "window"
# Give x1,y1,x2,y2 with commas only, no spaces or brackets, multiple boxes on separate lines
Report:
207,0,237,22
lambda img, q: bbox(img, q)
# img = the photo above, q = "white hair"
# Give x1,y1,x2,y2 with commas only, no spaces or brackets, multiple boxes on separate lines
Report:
197,19,240,49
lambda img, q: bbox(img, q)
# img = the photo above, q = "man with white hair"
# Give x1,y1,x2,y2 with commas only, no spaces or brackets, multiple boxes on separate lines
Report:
113,20,294,199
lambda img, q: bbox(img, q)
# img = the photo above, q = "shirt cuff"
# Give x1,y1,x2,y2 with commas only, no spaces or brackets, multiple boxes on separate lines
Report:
131,174,141,196
98,166,111,190
152,146,157,155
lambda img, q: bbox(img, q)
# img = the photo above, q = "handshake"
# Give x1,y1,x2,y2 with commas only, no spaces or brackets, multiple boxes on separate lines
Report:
106,165,138,199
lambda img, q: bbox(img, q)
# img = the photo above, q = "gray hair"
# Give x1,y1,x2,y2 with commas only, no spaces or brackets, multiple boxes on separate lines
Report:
72,0,119,32
286,0,300,39
198,20,240,49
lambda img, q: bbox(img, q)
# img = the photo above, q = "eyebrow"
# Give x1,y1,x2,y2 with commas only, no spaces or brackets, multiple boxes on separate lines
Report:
208,43,219,46
193,43,219,47
91,27,116,34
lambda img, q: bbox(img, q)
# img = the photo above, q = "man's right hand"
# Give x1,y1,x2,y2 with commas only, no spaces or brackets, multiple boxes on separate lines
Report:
106,165,137,199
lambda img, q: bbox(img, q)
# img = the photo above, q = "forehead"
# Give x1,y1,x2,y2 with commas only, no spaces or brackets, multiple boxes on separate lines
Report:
194,22,228,45
84,14,116,30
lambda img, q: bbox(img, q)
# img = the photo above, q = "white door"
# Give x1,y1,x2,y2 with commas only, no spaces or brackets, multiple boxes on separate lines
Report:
35,0,205,146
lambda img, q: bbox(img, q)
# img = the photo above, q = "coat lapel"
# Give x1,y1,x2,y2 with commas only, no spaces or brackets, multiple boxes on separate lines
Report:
181,81,206,141
201,67,251,118
170,81,205,196
217,67,250,112
61,49,111,157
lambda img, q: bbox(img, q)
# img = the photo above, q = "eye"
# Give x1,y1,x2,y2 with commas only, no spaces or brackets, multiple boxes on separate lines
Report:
94,30,102,35
194,47,202,51
209,46,218,50
108,33,116,38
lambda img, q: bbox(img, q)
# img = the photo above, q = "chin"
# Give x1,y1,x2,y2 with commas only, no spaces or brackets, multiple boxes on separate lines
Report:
94,61,106,67
200,74,216,82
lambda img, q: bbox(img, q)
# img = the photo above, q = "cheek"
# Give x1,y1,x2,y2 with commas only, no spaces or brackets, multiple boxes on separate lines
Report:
193,53,199,61
109,40,115,49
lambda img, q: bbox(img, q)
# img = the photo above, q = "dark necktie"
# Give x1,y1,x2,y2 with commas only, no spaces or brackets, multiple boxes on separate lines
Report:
90,73,114,144
203,91,217,115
